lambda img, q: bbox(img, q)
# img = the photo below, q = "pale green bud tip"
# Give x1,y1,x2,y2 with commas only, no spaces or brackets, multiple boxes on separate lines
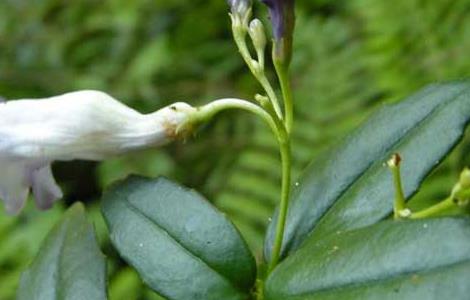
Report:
249,19,267,51
459,167,470,189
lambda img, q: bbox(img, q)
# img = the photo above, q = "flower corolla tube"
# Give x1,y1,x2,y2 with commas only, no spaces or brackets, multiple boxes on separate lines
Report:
0,90,196,214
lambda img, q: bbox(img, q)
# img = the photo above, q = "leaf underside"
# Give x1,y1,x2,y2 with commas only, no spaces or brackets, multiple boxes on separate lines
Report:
101,176,256,300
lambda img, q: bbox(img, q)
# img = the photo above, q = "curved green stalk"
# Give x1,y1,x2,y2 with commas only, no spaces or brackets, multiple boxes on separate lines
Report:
189,97,292,275
193,98,279,136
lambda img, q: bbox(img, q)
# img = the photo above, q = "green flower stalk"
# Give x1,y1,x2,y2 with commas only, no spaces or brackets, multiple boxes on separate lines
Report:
228,0,296,274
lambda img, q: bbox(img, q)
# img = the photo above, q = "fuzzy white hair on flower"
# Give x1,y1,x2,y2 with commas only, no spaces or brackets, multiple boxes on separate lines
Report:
0,90,197,214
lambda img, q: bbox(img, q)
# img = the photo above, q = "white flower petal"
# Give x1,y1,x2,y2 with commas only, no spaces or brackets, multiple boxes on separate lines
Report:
0,90,197,214
0,90,196,161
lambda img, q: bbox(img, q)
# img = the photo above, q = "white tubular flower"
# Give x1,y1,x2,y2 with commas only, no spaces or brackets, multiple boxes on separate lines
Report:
0,90,197,214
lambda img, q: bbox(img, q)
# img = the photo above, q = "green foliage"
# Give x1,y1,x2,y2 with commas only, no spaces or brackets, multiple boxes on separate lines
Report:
212,0,470,256
11,81,470,300
265,218,470,299
0,204,63,300
0,0,469,299
18,203,106,300
101,176,256,300
265,82,470,260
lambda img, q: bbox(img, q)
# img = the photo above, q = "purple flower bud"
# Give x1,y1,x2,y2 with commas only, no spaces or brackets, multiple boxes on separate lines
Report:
260,0,295,65
260,0,294,40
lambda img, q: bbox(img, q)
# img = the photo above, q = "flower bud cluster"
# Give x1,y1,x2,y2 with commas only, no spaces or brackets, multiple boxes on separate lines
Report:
228,0,268,74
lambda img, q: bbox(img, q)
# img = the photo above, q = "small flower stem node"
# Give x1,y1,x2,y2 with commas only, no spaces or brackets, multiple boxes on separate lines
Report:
398,208,412,218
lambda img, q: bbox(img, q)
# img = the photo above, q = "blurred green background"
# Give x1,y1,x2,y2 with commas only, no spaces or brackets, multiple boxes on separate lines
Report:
0,0,469,299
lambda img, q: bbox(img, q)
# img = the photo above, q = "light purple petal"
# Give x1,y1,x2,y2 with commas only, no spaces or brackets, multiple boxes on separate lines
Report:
30,164,63,210
0,160,62,214
260,0,295,40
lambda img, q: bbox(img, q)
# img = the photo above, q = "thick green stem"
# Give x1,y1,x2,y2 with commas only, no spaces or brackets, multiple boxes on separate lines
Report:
266,54,294,275
410,196,455,219
274,60,294,134
268,131,291,273
255,279,265,300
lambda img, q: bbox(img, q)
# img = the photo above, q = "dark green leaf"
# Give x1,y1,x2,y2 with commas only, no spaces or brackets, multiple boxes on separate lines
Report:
101,176,256,300
265,81,470,260
265,218,470,299
17,202,107,300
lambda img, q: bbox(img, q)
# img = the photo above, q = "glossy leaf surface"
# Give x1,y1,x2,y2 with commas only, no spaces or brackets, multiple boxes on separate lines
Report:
265,218,470,299
265,81,470,260
102,176,256,300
